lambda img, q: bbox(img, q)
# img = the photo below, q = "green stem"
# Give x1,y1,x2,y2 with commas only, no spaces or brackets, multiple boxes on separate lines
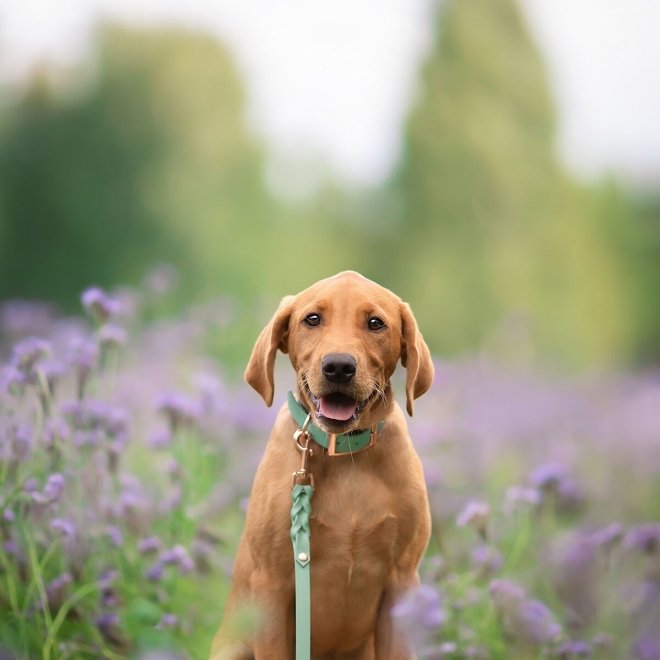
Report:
24,531,53,633
42,581,100,660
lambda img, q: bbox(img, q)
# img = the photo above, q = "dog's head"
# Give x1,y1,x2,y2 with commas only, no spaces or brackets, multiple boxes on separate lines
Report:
244,271,434,433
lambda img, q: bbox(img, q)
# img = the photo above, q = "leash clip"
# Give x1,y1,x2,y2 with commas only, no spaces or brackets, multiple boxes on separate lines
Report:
292,413,315,488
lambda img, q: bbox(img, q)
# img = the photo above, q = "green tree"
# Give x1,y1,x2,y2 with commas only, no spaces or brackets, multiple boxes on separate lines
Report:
0,25,269,306
380,0,638,367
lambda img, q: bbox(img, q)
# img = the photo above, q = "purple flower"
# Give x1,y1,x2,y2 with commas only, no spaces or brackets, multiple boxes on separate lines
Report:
1,365,27,396
160,545,194,574
625,524,660,554
530,462,567,489
591,523,625,551
557,640,592,658
138,536,161,555
513,599,562,644
470,546,503,577
106,525,123,547
490,580,561,645
97,323,127,349
45,572,72,610
147,427,172,449
157,392,201,431
456,500,490,539
156,613,179,629
47,572,72,592
11,337,51,373
391,584,444,649
95,612,125,646
32,473,65,504
50,518,76,537
634,632,660,660
551,534,598,630
145,561,164,582
81,287,121,322
489,579,526,612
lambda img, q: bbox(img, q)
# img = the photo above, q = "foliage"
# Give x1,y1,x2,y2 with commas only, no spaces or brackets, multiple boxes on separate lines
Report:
1,277,659,658
380,0,654,368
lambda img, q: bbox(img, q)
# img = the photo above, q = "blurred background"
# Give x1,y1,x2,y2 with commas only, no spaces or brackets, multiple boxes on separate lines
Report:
1,0,659,370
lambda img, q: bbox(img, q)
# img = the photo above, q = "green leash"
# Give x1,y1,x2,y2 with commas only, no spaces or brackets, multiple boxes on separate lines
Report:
290,409,315,660
290,483,313,660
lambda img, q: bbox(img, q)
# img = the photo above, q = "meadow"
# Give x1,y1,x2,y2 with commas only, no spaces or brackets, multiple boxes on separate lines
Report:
0,279,658,659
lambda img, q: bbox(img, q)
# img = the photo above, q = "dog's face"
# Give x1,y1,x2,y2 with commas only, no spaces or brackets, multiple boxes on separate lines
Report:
245,271,434,431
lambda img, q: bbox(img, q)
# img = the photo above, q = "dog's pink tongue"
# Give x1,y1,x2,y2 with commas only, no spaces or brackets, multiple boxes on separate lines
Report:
319,396,357,421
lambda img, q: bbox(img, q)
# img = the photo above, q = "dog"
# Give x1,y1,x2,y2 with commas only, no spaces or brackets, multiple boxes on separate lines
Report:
211,271,434,659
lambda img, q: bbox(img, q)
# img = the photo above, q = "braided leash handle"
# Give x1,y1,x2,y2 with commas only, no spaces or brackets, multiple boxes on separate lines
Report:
291,483,314,659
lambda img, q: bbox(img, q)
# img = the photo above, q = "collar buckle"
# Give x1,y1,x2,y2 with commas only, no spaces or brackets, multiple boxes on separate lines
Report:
326,427,378,456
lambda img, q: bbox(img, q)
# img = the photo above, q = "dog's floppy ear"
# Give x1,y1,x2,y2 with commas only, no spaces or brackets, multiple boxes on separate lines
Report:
400,302,434,416
244,295,295,406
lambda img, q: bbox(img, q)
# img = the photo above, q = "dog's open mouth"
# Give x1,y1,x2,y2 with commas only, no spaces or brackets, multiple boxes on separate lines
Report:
318,392,359,422
305,384,374,426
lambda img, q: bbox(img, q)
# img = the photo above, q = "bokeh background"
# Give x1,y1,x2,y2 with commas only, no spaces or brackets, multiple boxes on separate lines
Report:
1,0,660,658
1,0,659,369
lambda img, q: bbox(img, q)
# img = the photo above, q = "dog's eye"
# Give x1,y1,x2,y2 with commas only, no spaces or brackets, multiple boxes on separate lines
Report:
303,313,321,327
368,316,386,331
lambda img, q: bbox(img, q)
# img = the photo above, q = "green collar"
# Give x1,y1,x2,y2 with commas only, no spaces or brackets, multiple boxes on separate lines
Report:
287,391,381,455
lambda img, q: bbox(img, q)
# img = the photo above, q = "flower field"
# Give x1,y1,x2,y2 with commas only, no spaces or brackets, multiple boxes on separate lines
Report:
1,280,659,659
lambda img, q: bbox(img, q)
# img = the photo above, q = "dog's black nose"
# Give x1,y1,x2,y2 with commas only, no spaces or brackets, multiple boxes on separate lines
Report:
322,353,357,384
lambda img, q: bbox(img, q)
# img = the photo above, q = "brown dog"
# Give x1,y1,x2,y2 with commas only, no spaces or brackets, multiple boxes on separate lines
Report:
211,271,433,659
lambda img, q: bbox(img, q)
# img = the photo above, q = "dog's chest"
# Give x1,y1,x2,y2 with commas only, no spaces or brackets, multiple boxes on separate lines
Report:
309,476,399,576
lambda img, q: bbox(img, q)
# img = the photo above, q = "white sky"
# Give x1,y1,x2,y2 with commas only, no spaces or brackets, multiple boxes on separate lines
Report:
1,0,659,192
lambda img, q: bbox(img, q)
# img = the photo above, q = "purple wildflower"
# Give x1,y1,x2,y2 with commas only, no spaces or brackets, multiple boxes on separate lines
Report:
11,337,51,373
625,524,660,554
45,572,72,611
98,569,120,608
530,462,567,491
591,523,625,551
156,613,179,629
391,584,444,649
1,365,27,396
97,323,127,349
557,640,593,658
157,392,201,431
513,599,562,644
160,545,195,574
50,518,76,537
106,525,123,547
489,579,525,611
145,561,164,582
551,534,598,630
95,612,126,647
633,632,660,660
138,536,161,555
470,546,503,578
32,473,65,504
490,580,561,645
81,287,121,322
456,500,491,540
147,427,172,449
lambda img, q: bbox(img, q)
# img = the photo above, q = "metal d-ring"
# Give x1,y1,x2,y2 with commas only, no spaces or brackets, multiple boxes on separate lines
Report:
293,413,313,453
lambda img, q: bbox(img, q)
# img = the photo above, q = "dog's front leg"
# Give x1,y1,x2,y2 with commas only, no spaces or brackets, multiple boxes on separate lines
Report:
251,571,294,660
